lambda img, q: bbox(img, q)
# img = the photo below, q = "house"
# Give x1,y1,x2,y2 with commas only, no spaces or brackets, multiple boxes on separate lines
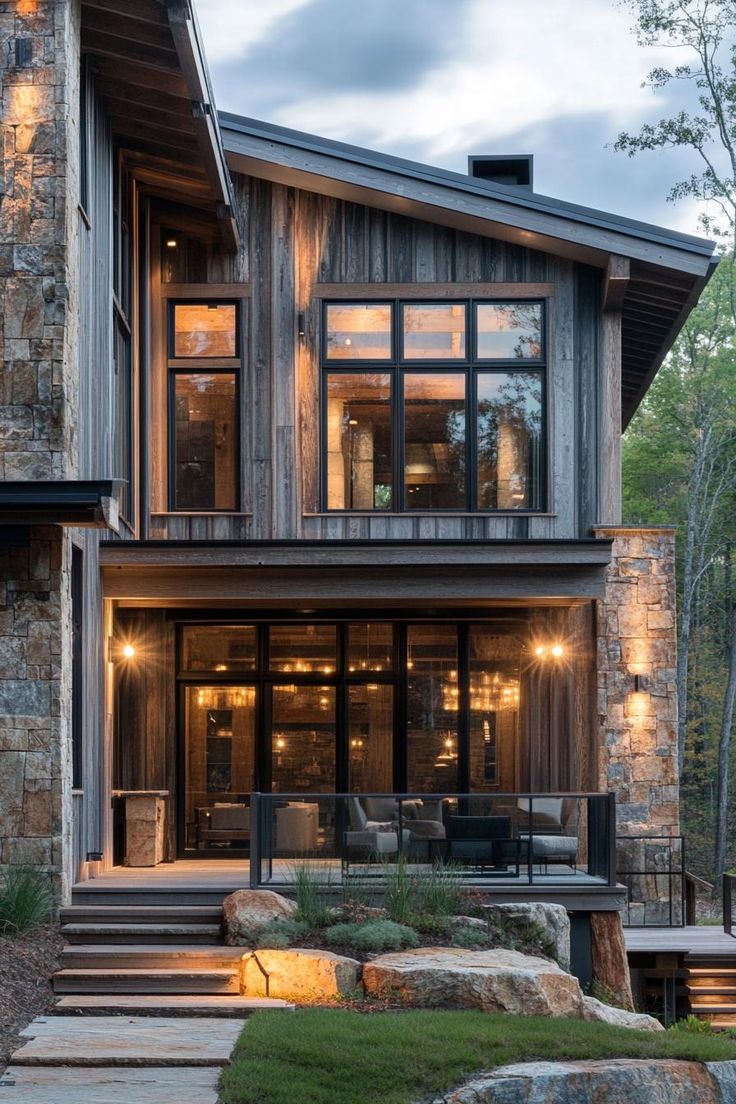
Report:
0,0,718,984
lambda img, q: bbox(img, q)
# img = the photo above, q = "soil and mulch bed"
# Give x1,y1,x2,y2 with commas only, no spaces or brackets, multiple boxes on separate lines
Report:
0,925,64,1070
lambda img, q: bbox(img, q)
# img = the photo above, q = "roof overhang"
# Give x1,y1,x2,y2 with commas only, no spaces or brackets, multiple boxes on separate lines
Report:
81,0,238,250
100,538,612,604
220,113,718,424
0,481,120,529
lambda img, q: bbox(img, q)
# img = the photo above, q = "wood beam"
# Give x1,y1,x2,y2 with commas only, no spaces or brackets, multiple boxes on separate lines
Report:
81,28,181,74
85,56,190,98
603,255,630,311
103,97,195,133
96,79,193,119
82,0,168,26
81,6,175,51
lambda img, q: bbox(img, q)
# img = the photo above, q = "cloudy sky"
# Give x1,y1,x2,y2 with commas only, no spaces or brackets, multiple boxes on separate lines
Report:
197,0,709,237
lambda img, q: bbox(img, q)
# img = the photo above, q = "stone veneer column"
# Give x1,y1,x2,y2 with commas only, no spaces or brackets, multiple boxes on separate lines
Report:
0,1,80,906
594,527,680,923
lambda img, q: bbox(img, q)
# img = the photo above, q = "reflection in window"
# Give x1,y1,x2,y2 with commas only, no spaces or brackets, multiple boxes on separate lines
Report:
173,303,237,358
469,627,521,792
347,623,394,672
407,624,459,792
348,683,394,792
477,372,542,509
326,374,392,509
476,303,543,359
271,685,336,793
269,624,338,673
325,303,392,360
172,374,237,511
181,626,257,672
403,303,466,359
404,374,465,509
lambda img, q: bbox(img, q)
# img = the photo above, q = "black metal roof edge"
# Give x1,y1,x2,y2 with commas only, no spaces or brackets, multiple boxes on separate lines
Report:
622,254,720,429
0,479,120,505
99,537,613,548
218,111,716,260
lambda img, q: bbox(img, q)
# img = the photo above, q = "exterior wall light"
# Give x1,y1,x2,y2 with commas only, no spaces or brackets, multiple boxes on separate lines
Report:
122,643,136,659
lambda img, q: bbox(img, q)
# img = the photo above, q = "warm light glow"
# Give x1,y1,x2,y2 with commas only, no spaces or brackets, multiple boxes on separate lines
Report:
551,644,564,658
535,645,545,657
122,643,136,659
166,239,177,248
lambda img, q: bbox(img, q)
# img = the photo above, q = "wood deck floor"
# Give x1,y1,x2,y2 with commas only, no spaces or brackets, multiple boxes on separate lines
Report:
624,925,736,956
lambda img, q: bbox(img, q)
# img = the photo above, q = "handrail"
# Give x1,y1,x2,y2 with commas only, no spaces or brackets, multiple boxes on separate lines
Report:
616,835,685,928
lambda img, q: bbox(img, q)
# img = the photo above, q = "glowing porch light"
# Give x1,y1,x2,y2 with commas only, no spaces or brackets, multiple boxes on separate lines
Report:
122,643,136,659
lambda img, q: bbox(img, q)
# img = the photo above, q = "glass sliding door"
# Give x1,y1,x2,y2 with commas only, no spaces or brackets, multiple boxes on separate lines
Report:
183,684,255,851
347,683,394,792
468,627,522,792
406,624,459,792
270,685,336,794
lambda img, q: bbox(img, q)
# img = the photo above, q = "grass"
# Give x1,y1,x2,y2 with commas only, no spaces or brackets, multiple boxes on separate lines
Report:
219,1008,736,1104
0,866,53,934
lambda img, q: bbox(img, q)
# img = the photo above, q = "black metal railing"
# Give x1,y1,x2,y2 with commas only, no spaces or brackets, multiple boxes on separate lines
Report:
617,835,686,927
247,791,617,890
724,873,736,937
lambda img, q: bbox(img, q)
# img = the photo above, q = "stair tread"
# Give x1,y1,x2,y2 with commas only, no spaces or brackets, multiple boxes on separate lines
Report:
55,968,238,977
61,944,241,955
61,924,222,933
55,994,293,1011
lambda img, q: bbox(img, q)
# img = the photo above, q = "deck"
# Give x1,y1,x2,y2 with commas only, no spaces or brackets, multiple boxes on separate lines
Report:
624,925,736,957
72,859,626,911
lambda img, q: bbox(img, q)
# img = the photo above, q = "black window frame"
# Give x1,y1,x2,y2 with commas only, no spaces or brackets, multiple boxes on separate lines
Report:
320,298,547,513
166,298,243,513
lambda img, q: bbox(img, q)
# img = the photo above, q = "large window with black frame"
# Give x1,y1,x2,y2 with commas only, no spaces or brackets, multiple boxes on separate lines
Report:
322,300,545,512
167,301,241,511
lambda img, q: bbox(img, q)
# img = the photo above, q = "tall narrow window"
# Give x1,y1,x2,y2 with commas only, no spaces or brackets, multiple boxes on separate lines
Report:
167,301,241,512
321,299,545,512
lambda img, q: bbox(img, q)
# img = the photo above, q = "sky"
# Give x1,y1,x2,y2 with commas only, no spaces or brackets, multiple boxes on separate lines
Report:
196,0,709,238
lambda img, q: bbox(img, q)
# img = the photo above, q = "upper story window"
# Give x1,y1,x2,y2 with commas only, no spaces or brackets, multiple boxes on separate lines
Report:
168,301,241,512
322,300,545,512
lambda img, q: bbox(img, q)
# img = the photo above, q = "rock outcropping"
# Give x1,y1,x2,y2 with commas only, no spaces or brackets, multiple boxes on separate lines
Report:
223,889,297,945
484,902,571,968
242,947,361,1000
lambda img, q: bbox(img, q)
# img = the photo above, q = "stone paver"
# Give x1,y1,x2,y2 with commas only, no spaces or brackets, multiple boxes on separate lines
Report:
0,1066,222,1104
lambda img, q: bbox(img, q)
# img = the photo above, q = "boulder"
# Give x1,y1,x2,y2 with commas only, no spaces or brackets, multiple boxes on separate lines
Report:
431,1060,726,1103
484,902,570,968
590,911,635,1010
447,915,487,931
241,948,361,1001
582,994,664,1032
222,889,297,945
363,948,583,1017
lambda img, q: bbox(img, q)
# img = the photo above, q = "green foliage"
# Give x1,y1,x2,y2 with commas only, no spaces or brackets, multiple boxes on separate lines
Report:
255,919,310,949
485,913,560,964
0,866,53,935
381,855,414,924
292,864,333,929
450,925,493,950
219,1008,736,1104
324,920,419,954
415,861,463,917
670,1014,714,1035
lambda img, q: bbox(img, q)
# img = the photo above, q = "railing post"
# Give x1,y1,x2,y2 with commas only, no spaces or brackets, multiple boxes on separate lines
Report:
607,792,617,887
725,874,733,937
249,792,260,889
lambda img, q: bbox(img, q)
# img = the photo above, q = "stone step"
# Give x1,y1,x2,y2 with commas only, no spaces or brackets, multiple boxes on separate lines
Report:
59,905,224,925
71,888,235,907
61,923,223,944
55,994,294,1015
52,969,240,995
0,1065,224,1102
10,1015,245,1067
60,945,243,970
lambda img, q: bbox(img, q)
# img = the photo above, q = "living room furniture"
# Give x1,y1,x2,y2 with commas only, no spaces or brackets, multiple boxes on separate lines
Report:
430,814,520,875
275,801,319,852
197,802,250,848
344,796,411,861
516,797,579,871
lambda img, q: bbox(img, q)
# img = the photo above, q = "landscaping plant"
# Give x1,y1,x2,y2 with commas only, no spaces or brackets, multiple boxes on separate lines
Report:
325,920,419,953
0,866,53,934
292,862,333,928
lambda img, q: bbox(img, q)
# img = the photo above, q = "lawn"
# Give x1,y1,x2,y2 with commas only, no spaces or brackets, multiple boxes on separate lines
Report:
219,1008,736,1104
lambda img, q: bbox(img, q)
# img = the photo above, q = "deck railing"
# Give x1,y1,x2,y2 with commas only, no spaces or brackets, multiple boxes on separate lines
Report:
617,835,686,927
247,791,616,891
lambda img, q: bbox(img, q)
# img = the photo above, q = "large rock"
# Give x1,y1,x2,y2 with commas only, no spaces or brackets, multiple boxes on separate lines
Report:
222,889,297,945
582,994,664,1032
590,911,635,1010
363,948,583,1017
484,902,571,968
241,948,361,1001
431,1060,728,1103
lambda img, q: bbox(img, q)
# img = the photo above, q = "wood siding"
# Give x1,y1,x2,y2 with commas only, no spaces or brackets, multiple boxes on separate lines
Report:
142,174,620,542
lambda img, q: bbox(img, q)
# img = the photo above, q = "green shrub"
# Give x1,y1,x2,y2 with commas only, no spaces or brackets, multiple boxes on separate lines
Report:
325,919,419,953
670,1014,713,1034
255,919,310,949
292,863,332,928
382,856,415,924
416,861,463,917
451,925,493,949
0,865,53,934
410,912,450,936
484,913,559,963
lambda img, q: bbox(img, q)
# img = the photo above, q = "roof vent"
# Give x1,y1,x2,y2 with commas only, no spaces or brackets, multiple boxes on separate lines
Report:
468,155,533,190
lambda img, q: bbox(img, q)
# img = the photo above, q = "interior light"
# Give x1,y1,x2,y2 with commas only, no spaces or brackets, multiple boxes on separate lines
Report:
165,239,177,248
535,645,545,657
348,418,358,425
551,644,564,658
122,643,136,659
344,337,352,347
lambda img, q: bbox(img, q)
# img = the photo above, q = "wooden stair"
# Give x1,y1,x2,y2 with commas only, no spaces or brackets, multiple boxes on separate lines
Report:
54,905,293,1015
686,958,736,1027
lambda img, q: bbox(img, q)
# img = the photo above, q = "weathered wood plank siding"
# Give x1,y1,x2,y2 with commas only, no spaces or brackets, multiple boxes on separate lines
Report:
143,173,614,542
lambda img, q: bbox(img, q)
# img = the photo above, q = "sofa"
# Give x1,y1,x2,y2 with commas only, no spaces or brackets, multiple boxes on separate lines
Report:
197,802,250,848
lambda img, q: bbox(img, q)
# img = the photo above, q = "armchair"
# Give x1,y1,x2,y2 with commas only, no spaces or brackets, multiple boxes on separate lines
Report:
516,797,579,871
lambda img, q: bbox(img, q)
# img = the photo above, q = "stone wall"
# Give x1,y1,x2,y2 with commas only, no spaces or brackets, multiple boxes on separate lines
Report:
594,527,680,923
0,1,79,904
0,527,72,904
